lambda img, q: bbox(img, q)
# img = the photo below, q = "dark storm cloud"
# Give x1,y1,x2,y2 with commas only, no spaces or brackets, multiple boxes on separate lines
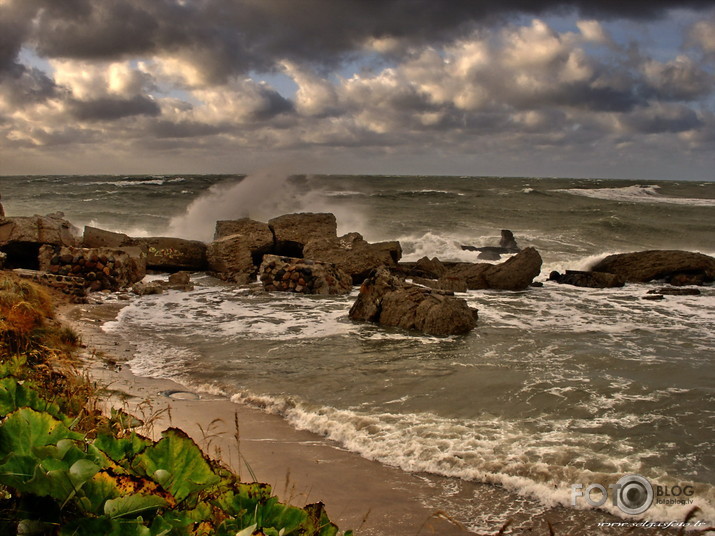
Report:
68,95,160,121
4,0,715,79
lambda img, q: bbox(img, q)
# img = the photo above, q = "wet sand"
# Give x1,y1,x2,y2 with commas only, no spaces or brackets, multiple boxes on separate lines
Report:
59,299,694,536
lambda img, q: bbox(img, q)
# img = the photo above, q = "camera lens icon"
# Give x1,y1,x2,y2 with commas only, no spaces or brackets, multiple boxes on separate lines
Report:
615,474,653,515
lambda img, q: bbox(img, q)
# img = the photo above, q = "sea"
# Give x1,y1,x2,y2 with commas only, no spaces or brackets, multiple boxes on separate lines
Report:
1,173,714,533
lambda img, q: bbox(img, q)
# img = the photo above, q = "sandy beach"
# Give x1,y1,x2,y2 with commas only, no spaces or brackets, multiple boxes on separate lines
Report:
58,297,701,536
60,300,477,536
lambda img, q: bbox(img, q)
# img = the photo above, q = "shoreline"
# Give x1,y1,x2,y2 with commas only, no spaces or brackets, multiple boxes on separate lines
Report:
60,299,473,536
59,297,701,536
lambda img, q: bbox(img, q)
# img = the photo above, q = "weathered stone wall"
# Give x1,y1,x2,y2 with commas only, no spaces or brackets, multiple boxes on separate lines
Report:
38,245,146,291
259,255,352,295
12,268,87,299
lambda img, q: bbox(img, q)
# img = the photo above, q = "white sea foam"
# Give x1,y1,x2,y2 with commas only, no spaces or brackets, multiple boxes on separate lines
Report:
229,390,715,525
557,184,715,206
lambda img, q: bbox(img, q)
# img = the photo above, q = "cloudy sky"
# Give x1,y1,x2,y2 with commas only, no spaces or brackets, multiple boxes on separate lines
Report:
1,0,714,180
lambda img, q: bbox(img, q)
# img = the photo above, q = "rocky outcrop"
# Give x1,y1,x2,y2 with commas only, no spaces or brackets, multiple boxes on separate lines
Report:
83,226,207,272
268,213,338,257
259,255,352,295
38,245,146,291
590,250,715,285
349,267,477,336
207,219,274,284
0,214,78,269
446,247,542,290
548,270,625,288
461,229,521,260
302,232,402,284
133,237,207,271
413,256,447,279
82,226,133,248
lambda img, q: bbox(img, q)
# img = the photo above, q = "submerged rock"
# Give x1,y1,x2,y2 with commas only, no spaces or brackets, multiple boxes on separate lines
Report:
590,250,715,285
349,267,477,336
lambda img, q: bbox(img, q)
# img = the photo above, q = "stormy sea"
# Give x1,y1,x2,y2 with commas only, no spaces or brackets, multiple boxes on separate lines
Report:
2,174,714,533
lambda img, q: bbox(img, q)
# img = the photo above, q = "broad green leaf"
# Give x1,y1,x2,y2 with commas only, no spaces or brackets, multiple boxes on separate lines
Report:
104,494,169,519
133,428,220,502
0,408,82,458
79,470,122,514
60,516,152,536
94,431,152,468
0,377,67,422
69,459,100,485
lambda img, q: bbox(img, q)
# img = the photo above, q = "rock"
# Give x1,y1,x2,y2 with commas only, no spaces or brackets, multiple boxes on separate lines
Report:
207,219,274,283
38,245,146,291
82,226,133,248
647,287,701,296
499,230,520,251
548,270,625,288
411,276,468,293
168,271,191,286
476,249,503,261
414,256,447,279
303,233,402,284
133,237,207,271
132,281,165,296
349,267,477,336
166,271,194,291
268,213,338,257
461,229,521,259
0,251,5,269
642,294,664,300
446,247,542,290
259,254,352,295
590,250,715,285
0,214,78,269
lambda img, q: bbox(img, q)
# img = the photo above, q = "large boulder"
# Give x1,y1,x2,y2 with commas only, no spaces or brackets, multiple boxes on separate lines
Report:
268,213,337,257
133,237,207,271
0,214,78,269
349,267,477,336
207,219,274,284
82,226,133,248
303,232,402,284
446,247,542,290
548,270,625,288
590,250,715,285
38,245,146,291
259,254,353,295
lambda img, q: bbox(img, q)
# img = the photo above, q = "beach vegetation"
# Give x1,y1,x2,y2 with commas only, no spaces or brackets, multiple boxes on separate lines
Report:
0,273,350,535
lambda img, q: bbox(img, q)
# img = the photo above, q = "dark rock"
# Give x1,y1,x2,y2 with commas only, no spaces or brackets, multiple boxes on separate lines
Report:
259,254,352,295
499,230,520,251
647,287,701,296
303,233,402,284
447,247,542,290
477,249,503,261
642,294,665,300
268,213,338,257
548,270,625,288
590,250,715,285
132,281,165,296
411,276,468,293
349,267,477,336
414,256,447,279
